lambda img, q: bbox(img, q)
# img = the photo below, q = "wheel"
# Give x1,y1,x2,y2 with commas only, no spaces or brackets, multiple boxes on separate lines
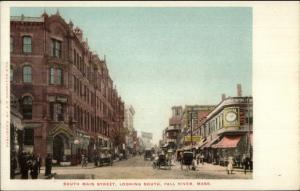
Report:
152,163,156,169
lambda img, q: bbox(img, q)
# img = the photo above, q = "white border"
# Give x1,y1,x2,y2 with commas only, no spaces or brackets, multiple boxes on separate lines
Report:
1,1,299,190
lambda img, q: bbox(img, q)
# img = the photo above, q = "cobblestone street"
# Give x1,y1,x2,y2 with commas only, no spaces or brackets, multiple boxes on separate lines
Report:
30,156,252,179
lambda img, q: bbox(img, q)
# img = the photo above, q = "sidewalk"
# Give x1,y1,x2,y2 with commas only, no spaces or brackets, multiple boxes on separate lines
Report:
172,160,253,175
14,168,56,179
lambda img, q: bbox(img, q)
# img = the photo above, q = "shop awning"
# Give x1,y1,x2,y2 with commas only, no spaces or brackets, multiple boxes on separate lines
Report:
182,145,193,151
202,136,220,148
212,135,241,148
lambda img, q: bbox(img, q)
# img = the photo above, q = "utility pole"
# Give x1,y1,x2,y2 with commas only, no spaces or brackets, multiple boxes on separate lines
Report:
190,110,193,148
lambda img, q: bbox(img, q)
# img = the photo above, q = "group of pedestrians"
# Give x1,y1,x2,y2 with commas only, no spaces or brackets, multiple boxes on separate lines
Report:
227,154,253,174
11,151,53,179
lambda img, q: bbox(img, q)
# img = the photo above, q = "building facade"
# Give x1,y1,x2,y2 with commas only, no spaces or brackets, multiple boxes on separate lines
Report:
10,12,125,165
198,96,253,164
180,105,215,147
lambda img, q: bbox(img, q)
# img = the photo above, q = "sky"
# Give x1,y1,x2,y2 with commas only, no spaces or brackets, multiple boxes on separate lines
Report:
11,7,252,145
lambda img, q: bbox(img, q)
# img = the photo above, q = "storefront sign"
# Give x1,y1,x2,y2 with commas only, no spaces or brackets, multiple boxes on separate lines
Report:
223,107,240,127
56,96,68,103
184,136,202,142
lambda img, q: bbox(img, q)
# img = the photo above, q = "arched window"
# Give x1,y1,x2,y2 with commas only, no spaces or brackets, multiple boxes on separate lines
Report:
23,65,32,83
22,96,32,119
23,36,32,53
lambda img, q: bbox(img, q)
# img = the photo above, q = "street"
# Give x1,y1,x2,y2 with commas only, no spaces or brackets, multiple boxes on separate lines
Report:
47,156,252,179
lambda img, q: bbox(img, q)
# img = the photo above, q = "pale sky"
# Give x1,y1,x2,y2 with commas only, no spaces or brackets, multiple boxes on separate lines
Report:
11,7,252,145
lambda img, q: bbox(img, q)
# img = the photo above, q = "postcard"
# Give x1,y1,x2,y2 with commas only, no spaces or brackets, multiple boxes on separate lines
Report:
0,1,299,190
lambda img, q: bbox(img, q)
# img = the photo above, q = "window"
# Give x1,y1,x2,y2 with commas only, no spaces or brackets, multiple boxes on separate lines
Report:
23,65,32,83
73,49,76,65
57,68,63,85
50,102,64,121
51,39,62,58
24,128,34,145
10,36,13,53
57,103,64,121
49,67,55,84
10,66,13,82
22,96,32,119
49,67,63,85
23,36,32,53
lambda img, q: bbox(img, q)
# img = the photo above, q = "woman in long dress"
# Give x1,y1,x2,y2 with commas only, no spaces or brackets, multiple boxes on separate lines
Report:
227,156,234,174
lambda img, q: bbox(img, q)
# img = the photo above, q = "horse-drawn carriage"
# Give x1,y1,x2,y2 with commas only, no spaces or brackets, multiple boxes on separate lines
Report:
152,153,171,170
94,147,113,167
180,151,195,170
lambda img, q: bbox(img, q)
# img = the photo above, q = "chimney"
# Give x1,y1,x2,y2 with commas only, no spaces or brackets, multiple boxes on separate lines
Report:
221,94,226,101
237,84,242,97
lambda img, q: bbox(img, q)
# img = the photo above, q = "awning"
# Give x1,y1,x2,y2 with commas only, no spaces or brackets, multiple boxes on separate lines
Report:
195,139,207,149
161,143,169,148
182,145,193,151
10,114,23,130
202,136,220,148
212,135,241,149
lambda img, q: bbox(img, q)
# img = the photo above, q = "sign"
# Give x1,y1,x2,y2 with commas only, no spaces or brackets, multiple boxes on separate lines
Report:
223,107,240,127
184,136,202,142
141,132,153,139
64,149,71,155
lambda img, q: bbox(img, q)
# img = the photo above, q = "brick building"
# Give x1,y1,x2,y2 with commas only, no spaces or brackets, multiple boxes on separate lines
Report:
10,12,125,165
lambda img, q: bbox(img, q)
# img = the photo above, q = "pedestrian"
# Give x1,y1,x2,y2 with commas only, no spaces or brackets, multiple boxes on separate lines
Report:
10,152,18,179
243,156,251,174
94,154,98,167
45,154,52,176
30,158,39,179
20,152,30,179
81,154,88,167
200,153,205,165
36,154,42,174
227,156,234,174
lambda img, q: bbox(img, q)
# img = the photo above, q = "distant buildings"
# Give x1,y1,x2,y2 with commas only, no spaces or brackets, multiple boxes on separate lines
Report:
123,105,137,154
140,132,153,149
10,12,125,165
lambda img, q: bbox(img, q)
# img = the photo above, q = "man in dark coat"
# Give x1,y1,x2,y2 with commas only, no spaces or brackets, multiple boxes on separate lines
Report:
10,153,18,179
36,154,42,174
30,157,39,179
20,152,29,179
45,154,52,176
